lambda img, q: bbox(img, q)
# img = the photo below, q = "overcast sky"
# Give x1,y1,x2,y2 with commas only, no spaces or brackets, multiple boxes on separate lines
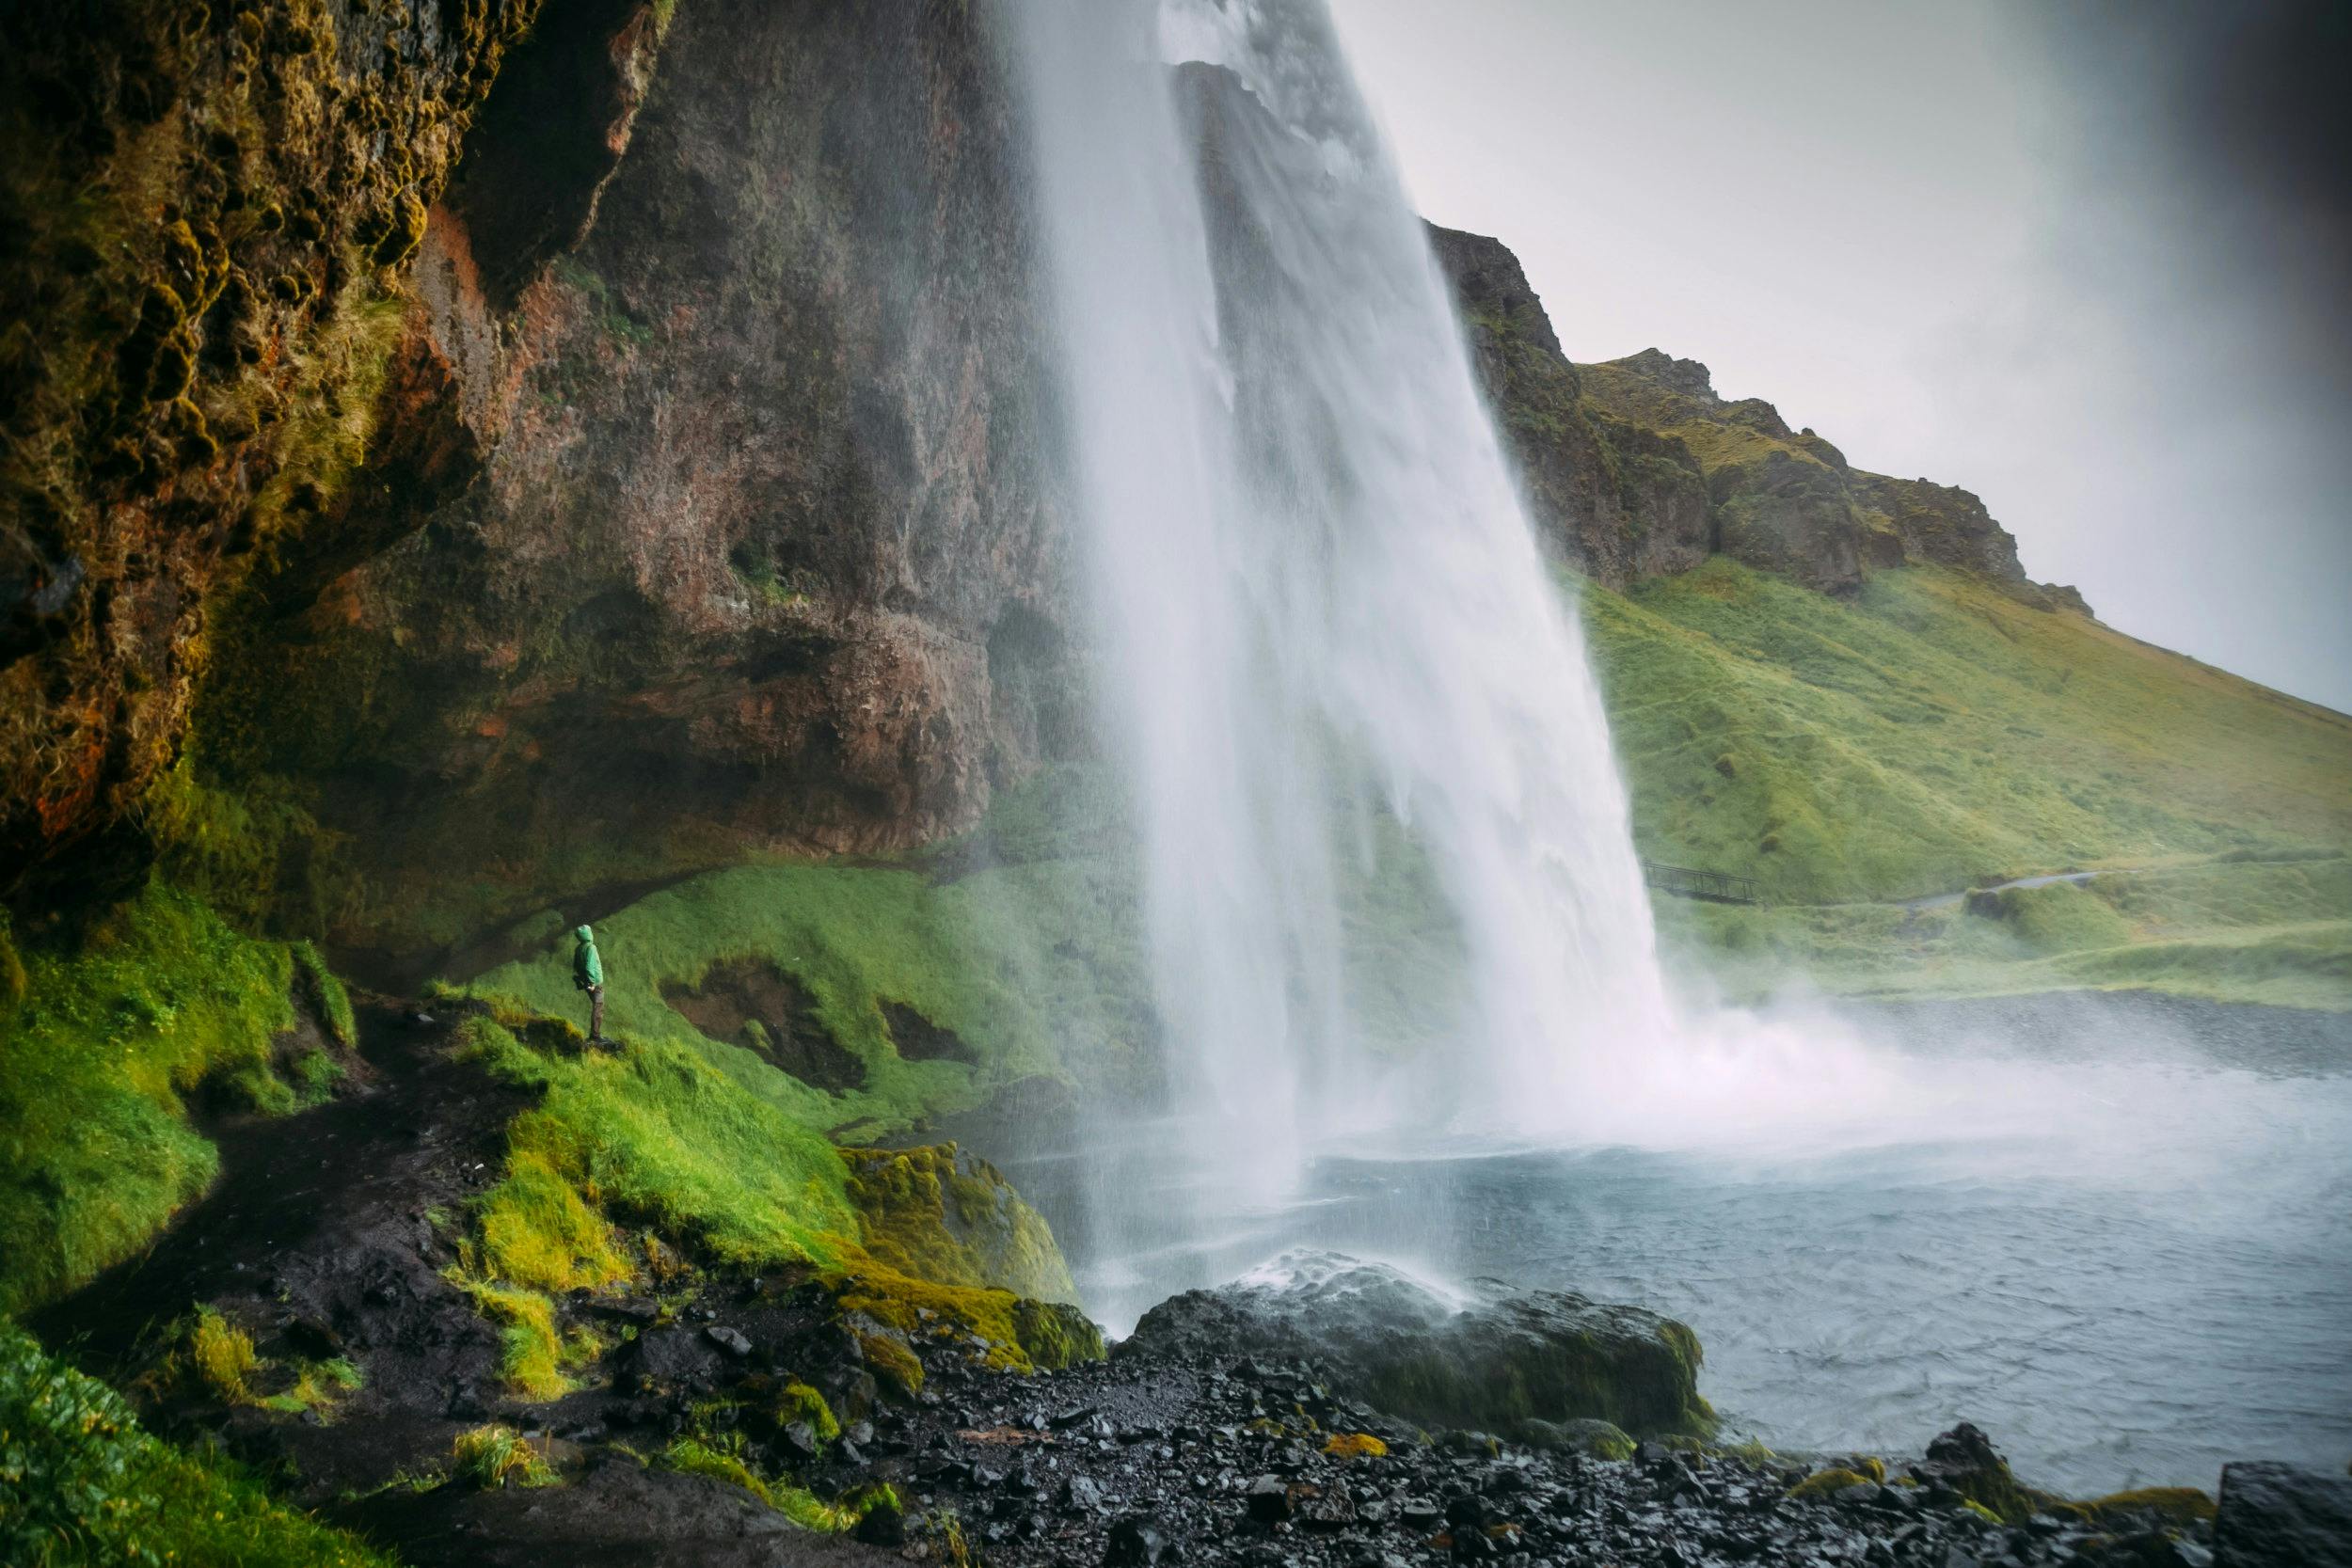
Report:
1326,0,2352,711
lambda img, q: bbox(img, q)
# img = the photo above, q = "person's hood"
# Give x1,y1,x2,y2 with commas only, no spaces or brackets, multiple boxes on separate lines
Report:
575,925,594,942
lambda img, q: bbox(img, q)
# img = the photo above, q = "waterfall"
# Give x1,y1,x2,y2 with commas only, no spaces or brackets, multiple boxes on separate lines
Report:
999,0,1685,1307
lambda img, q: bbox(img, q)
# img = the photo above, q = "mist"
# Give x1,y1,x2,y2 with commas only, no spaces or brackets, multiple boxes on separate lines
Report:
1327,0,2352,711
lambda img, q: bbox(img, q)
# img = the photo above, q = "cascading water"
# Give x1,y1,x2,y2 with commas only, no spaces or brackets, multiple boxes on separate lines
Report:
983,3,2352,1480
1003,0,1678,1202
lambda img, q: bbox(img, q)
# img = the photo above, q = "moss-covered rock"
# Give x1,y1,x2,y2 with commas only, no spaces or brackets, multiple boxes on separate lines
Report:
0,0,566,895
1121,1251,1713,1440
1903,1422,2217,1528
1789,1466,1877,1499
1511,1417,1636,1461
838,1143,1078,1306
832,1267,1104,1376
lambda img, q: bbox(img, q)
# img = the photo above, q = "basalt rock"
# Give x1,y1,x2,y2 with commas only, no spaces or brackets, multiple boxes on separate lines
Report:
1427,226,2093,613
2213,1462,2352,1568
1120,1249,1713,1440
1427,227,1713,588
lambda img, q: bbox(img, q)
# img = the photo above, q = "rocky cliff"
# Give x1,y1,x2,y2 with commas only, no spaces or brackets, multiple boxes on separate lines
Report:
1425,228,1713,588
1430,226,2091,612
4,19,2086,957
4,0,1082,958
194,0,1077,957
1,0,555,900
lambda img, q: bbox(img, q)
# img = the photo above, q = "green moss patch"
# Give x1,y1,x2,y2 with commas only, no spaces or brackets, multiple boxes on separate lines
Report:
0,882,352,1314
459,840,1153,1136
0,1320,391,1567
453,1014,857,1273
839,1144,1077,1304
832,1268,1104,1375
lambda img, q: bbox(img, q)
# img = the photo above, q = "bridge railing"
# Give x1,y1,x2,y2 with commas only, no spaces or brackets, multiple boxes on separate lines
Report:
1639,859,1763,906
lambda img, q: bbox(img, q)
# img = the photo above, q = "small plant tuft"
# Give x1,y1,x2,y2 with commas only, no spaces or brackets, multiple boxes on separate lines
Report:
450,1425,560,1490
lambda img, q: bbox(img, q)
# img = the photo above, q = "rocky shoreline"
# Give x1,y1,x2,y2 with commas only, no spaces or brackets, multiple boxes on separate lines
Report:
867,1350,2223,1568
21,1002,2344,1568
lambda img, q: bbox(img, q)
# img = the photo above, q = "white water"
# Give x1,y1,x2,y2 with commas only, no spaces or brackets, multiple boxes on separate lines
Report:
1003,0,1682,1194
986,6,2352,1483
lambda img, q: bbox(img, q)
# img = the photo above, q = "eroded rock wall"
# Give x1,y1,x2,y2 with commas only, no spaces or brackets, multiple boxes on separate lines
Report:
1,0,549,897
163,0,1082,955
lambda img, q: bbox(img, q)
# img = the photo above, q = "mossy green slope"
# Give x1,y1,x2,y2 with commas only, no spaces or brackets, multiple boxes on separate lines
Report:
1582,559,2350,902
1583,559,2351,1007
0,1320,389,1568
458,844,1152,1138
0,883,348,1315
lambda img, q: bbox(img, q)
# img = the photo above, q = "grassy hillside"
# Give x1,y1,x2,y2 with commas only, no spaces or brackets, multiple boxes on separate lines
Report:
1581,560,2352,1007
1583,560,2349,898
458,822,1154,1142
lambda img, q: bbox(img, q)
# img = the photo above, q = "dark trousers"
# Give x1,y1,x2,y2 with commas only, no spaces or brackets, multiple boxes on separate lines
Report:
587,986,605,1040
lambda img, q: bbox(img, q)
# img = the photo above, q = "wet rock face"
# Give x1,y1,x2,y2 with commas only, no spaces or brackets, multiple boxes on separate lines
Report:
660,958,866,1091
193,0,1079,950
1120,1250,1713,1440
841,1144,1082,1307
2213,1462,2352,1568
0,0,548,893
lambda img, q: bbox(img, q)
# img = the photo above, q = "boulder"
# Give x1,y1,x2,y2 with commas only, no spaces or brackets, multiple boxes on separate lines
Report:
618,1324,724,1397
1120,1249,1712,1438
2214,1462,2352,1568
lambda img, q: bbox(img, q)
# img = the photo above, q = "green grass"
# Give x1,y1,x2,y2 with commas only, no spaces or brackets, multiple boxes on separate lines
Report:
458,811,1154,1136
1581,557,2350,1007
181,1307,259,1405
257,1358,363,1420
443,1008,1102,1374
289,943,356,1049
656,1435,893,1531
0,882,339,1315
0,1321,392,1568
453,1015,858,1275
1661,857,2352,1010
1583,560,2352,904
443,1275,598,1402
448,1425,558,1491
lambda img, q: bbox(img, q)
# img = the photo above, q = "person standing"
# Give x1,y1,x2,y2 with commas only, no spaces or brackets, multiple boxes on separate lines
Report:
572,924,606,1043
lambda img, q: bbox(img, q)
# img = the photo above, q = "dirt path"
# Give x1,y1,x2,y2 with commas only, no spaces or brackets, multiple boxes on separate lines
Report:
1899,866,2137,911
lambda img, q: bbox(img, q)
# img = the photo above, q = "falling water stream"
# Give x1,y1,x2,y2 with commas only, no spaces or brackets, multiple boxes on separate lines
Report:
1007,0,1674,1169
990,0,2352,1490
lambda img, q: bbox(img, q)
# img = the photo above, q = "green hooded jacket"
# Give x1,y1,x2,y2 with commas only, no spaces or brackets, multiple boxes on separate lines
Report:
573,926,603,990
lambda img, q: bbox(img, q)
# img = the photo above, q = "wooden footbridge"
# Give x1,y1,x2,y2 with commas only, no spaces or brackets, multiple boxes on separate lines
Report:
1639,859,1762,906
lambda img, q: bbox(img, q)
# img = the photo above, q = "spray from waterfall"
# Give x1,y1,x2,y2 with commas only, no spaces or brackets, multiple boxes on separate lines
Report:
994,0,1912,1327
